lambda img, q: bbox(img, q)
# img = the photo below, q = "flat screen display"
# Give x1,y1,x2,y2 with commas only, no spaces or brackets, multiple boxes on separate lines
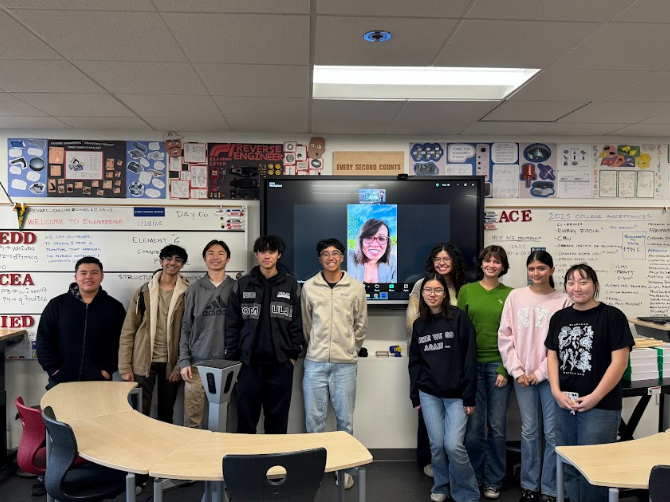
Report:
261,176,484,306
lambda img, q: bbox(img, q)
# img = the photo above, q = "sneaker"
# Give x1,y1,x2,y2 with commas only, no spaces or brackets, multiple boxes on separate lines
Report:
520,489,539,502
423,464,434,477
539,496,556,502
484,485,501,499
430,493,447,502
334,472,354,490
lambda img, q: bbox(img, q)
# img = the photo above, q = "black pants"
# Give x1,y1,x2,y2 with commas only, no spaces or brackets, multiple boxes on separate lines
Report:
417,409,432,468
235,361,294,434
134,362,180,424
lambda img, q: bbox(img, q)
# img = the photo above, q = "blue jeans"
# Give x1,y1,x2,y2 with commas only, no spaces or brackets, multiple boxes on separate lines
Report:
555,407,620,502
420,391,480,502
514,379,557,496
465,362,512,489
302,360,357,435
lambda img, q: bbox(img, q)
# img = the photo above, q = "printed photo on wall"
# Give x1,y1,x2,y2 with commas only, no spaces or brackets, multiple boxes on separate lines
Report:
7,138,48,197
347,204,398,284
126,140,166,199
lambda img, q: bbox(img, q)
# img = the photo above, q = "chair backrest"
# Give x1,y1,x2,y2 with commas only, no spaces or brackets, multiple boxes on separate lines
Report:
650,465,670,502
15,396,46,475
41,406,80,501
223,447,327,502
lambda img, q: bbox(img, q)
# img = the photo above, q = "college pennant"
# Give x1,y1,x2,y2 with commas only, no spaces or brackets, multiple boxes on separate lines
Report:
14,203,28,230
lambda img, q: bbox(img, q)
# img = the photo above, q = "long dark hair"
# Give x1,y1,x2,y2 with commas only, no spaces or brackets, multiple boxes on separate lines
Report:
564,263,599,298
418,273,453,321
355,218,392,265
475,245,509,280
526,250,555,289
424,242,466,295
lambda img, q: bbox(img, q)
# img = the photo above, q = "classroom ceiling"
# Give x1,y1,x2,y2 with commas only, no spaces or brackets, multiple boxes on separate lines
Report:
1,0,670,136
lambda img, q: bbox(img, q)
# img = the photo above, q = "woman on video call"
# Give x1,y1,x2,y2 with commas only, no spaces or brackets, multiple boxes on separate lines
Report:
348,218,397,283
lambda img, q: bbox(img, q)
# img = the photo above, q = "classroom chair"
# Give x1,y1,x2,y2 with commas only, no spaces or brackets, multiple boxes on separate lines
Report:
649,465,670,502
41,406,128,502
222,447,327,502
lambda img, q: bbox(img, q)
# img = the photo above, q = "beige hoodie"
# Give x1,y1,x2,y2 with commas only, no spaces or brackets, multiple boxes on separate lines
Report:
301,271,367,363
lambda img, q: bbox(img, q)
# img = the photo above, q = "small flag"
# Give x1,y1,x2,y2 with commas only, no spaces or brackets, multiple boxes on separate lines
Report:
14,203,28,229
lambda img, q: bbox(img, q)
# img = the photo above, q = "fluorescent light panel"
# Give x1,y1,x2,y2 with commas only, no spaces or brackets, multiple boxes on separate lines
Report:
313,66,540,101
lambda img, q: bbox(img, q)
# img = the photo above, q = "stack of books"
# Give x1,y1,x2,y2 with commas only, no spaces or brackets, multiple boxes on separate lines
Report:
625,347,659,381
654,343,670,378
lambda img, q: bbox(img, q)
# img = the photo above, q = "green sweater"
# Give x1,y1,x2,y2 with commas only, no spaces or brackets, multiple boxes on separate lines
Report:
457,281,513,377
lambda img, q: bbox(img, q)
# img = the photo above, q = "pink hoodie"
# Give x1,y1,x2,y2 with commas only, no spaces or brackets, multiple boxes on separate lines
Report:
498,286,571,382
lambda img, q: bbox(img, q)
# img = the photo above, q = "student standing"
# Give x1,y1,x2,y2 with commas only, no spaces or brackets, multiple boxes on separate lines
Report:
37,256,126,389
409,273,479,502
179,240,235,428
301,238,368,490
458,245,513,499
118,245,189,423
498,250,571,502
406,242,467,477
546,264,633,502
225,235,304,434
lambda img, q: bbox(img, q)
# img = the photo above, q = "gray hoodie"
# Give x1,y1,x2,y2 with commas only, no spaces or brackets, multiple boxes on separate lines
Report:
178,274,235,369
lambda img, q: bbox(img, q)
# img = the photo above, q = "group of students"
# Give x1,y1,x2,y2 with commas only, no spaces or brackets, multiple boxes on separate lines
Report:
407,243,634,502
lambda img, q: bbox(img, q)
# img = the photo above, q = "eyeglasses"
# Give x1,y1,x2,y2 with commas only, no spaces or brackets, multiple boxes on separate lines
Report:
320,251,343,258
422,288,445,295
433,257,452,264
363,236,389,245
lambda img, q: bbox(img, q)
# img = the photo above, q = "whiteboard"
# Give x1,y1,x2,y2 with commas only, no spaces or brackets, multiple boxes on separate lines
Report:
485,208,670,318
1,204,248,358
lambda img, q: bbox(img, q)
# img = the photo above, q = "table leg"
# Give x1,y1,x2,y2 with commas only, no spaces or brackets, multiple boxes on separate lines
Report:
153,478,163,502
357,467,366,502
609,487,619,502
337,471,345,502
125,473,136,502
556,457,564,502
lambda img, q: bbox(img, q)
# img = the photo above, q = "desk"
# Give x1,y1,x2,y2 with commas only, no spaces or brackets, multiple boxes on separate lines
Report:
41,382,373,502
556,431,670,502
621,377,670,439
0,328,26,467
628,318,670,342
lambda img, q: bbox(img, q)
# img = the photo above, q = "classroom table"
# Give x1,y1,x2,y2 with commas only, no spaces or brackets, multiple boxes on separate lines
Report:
0,328,26,467
556,431,670,502
628,318,670,343
621,376,670,439
41,382,373,502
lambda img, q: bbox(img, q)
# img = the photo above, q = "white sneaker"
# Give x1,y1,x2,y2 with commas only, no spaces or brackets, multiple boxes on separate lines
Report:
484,485,500,499
423,464,434,477
430,493,447,502
334,472,354,489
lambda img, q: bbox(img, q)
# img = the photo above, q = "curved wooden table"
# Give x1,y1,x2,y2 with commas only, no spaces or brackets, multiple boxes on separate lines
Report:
41,382,373,502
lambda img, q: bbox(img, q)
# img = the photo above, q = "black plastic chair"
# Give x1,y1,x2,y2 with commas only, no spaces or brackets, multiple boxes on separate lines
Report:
649,465,670,502
223,447,327,502
41,406,128,502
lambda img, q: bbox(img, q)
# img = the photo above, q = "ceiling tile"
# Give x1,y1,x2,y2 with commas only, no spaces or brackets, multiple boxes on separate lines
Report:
117,95,222,119
215,97,307,122
163,13,309,64
483,100,584,122
312,100,404,123
534,123,626,135
0,116,71,129
510,70,653,101
436,20,600,69
73,62,208,95
386,122,470,135
144,117,231,132
560,101,670,123
0,11,61,60
4,0,154,10
311,121,390,134
56,117,152,131
613,0,670,23
395,101,498,122
641,110,670,124
14,93,134,117
0,61,103,93
154,0,310,13
316,0,470,17
315,16,458,66
195,64,309,97
228,119,308,133
605,123,670,137
460,121,548,135
467,0,635,22
552,24,670,71
604,73,670,102
13,10,186,62
0,94,47,116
